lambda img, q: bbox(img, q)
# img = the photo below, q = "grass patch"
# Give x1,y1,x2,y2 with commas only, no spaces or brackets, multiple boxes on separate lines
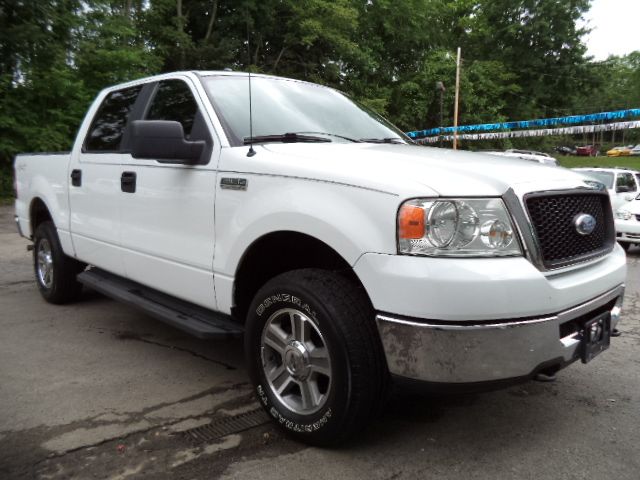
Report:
557,156,640,170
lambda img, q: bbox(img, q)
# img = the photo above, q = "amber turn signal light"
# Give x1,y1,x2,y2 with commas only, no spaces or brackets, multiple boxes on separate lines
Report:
398,204,425,239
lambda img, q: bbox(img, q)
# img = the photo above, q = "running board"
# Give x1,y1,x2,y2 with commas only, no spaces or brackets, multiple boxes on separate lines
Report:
78,268,243,339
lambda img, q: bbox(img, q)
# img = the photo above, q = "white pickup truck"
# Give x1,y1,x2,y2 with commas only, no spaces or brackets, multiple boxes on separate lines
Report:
14,71,626,445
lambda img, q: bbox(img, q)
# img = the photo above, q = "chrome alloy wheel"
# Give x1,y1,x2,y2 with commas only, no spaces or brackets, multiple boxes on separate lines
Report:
260,308,332,415
37,238,54,289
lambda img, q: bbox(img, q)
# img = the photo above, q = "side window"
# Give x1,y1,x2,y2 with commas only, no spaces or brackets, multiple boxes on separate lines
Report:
617,173,637,192
146,80,198,138
84,86,142,152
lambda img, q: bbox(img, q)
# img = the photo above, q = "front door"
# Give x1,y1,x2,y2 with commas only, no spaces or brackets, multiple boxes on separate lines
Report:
118,77,219,310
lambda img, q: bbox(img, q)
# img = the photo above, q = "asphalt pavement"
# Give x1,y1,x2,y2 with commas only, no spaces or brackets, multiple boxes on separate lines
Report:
1,204,639,479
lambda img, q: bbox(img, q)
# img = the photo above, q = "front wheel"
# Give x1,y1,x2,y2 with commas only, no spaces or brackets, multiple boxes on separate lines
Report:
245,269,388,446
33,221,85,304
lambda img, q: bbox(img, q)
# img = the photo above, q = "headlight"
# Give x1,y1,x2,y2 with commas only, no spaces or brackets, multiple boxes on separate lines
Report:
398,198,522,256
616,210,632,220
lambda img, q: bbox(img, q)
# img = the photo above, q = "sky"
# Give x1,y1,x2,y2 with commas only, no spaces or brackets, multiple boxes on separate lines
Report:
582,0,640,60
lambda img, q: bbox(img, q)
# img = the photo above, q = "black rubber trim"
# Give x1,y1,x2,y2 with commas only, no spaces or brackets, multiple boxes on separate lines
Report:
376,310,556,327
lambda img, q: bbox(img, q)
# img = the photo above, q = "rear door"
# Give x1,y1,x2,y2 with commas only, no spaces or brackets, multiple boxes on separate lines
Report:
69,84,148,275
117,77,219,310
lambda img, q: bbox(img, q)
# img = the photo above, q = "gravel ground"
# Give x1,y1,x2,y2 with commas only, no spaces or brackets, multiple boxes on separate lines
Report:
0,205,639,479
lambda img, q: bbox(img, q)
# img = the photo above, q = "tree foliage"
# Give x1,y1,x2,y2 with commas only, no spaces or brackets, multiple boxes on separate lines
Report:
1,0,639,193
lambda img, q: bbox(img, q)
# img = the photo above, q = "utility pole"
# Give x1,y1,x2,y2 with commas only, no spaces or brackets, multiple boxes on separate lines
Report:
435,81,445,148
453,47,461,150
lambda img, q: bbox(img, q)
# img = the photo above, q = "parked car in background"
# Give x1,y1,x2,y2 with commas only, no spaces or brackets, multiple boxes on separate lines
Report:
486,149,559,166
555,145,576,156
615,195,640,251
573,167,640,211
630,144,640,156
606,146,633,157
576,144,600,157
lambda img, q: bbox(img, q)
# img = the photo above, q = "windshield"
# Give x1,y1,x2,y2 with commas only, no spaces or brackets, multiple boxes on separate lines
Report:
203,75,409,146
581,170,614,189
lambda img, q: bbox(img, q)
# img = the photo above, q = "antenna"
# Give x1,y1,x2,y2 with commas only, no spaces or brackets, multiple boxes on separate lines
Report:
246,17,256,157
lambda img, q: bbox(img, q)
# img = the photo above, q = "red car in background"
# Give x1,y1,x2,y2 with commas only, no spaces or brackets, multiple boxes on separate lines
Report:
576,144,600,156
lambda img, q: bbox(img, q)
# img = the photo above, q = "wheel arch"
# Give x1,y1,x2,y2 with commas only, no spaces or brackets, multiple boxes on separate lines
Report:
232,230,372,322
29,197,54,237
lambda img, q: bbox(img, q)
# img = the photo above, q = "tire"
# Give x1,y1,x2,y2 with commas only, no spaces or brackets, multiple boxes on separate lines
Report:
619,242,630,252
245,268,388,446
33,221,84,304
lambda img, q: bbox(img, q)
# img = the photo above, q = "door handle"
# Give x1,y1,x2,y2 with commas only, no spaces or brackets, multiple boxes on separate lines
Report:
121,171,137,193
70,169,82,187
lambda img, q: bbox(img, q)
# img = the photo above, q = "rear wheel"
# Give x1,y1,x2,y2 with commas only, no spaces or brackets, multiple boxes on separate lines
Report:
245,268,388,446
33,221,84,304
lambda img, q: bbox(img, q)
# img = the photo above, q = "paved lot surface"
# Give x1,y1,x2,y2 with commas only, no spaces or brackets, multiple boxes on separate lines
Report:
1,204,639,479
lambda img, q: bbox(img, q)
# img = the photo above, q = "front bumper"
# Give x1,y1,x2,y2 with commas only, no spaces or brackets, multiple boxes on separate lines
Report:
615,218,640,244
377,284,624,385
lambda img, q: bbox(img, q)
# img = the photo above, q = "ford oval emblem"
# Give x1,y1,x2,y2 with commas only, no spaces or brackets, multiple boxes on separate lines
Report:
574,213,597,236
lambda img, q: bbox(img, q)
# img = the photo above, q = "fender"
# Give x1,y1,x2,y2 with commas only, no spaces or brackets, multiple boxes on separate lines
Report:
213,174,403,314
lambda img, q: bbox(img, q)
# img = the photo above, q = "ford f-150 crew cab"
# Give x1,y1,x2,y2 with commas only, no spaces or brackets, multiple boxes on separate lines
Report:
14,71,627,445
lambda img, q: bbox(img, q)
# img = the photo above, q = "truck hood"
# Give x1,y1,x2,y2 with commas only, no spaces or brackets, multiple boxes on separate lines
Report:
619,199,640,214
253,143,590,197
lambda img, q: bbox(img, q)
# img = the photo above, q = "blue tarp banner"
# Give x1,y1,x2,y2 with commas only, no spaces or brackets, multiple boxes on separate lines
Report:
406,108,640,138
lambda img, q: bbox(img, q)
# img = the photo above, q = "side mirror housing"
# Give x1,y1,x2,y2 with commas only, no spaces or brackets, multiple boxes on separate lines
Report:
130,120,205,164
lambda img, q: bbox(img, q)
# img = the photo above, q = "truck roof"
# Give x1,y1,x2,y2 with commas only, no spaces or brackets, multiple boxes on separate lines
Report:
104,70,322,93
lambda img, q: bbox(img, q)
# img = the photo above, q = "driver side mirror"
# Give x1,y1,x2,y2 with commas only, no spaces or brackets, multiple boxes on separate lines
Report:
130,120,205,164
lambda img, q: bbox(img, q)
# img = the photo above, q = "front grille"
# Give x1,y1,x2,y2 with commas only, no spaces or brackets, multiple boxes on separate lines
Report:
525,191,614,269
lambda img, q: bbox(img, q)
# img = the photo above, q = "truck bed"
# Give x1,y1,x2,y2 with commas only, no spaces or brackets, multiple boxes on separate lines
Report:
14,151,72,239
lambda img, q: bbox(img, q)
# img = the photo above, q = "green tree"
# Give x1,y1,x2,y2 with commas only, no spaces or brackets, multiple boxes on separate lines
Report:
0,0,84,167
463,0,593,119
76,0,162,95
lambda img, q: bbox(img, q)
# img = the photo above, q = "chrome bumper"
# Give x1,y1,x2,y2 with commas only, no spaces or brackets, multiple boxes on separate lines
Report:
377,284,624,384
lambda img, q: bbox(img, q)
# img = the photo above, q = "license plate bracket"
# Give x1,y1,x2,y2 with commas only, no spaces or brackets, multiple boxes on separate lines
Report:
581,312,611,364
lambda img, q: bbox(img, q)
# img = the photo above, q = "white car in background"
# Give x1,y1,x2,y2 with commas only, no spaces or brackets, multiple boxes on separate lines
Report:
487,149,559,166
573,168,640,212
615,196,640,251
630,144,640,156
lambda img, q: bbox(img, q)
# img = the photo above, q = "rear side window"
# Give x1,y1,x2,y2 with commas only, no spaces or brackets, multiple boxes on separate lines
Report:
146,80,198,138
84,86,142,152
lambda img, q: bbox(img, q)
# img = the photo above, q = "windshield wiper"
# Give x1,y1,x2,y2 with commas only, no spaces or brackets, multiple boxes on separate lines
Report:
244,133,332,145
359,137,405,144
294,131,361,143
